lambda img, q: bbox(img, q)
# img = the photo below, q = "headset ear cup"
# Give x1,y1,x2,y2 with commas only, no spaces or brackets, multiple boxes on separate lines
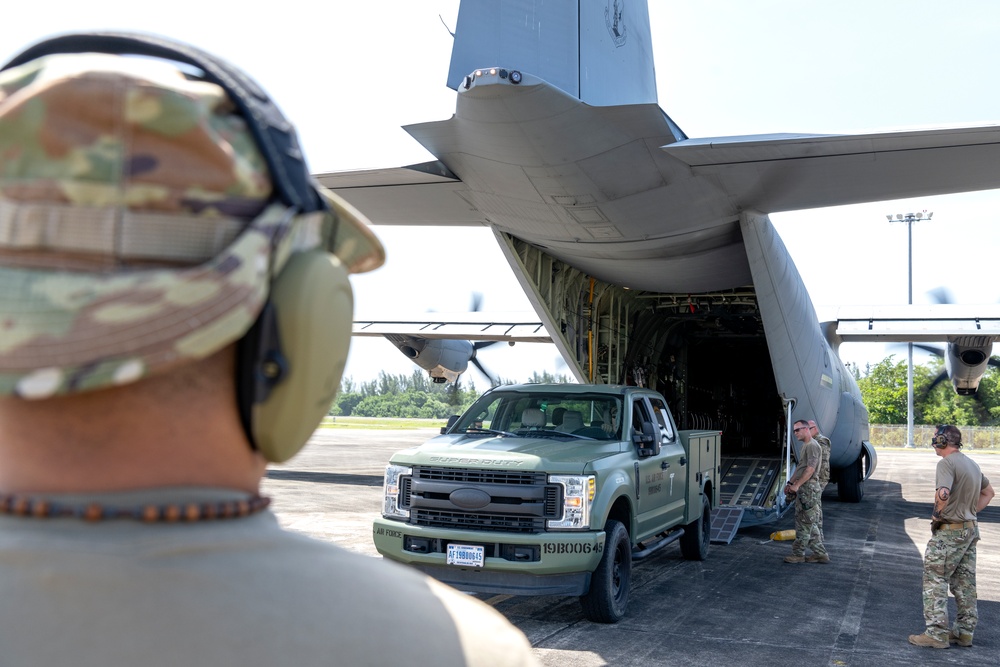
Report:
252,250,353,462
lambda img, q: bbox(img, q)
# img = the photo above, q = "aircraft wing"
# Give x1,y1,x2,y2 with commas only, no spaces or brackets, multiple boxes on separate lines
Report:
353,314,550,343
354,305,1000,346
661,126,1000,213
315,162,486,227
825,305,1000,343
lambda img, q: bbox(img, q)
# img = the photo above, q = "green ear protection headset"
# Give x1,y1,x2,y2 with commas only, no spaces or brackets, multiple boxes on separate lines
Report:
3,32,355,463
932,425,961,450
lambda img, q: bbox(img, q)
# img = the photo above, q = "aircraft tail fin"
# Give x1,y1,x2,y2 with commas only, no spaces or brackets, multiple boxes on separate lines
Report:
448,0,657,106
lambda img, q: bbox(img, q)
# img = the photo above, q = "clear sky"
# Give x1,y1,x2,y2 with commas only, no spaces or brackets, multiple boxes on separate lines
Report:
6,2,1000,387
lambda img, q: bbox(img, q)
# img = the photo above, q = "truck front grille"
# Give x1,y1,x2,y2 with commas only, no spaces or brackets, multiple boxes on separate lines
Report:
412,509,544,533
403,466,562,533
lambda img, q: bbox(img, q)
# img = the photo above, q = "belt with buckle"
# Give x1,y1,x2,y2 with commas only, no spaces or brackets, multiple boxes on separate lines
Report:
940,521,977,530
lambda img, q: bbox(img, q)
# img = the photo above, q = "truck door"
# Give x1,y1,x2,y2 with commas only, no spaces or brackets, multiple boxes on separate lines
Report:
634,396,687,539
648,395,688,524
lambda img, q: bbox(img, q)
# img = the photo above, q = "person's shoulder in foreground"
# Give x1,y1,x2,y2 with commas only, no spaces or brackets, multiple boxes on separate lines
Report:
0,32,537,667
2,502,535,666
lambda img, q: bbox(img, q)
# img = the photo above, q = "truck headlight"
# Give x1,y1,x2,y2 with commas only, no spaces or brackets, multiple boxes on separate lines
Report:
383,464,412,520
548,475,595,529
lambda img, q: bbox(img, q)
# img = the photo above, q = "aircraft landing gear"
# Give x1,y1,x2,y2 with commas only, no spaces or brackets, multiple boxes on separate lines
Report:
837,456,864,503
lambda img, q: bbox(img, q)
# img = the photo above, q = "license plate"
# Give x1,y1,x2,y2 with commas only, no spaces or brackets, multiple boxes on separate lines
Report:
446,543,484,567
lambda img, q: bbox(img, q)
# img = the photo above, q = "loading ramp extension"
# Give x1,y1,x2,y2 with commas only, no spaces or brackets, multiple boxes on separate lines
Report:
710,457,784,542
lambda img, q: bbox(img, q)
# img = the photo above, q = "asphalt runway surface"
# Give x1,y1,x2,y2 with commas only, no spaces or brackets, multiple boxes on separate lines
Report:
262,429,1000,666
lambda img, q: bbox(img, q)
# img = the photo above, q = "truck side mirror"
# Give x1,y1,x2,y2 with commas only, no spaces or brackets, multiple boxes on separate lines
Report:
441,414,460,434
633,421,660,457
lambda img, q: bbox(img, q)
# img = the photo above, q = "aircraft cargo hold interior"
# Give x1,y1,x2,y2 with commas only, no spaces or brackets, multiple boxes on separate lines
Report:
503,233,794,528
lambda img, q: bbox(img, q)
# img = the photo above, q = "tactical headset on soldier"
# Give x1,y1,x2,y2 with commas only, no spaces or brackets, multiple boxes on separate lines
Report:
932,425,961,449
0,33,384,462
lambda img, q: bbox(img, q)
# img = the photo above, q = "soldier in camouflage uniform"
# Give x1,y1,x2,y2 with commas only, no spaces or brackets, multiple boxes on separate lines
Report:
0,37,538,666
909,425,995,649
808,420,831,488
809,420,831,539
783,419,829,564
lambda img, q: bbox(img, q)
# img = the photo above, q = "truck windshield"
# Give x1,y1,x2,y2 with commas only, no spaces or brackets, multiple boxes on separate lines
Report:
455,391,622,440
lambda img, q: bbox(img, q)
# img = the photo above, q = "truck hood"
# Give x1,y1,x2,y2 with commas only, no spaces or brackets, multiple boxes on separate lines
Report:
389,434,626,475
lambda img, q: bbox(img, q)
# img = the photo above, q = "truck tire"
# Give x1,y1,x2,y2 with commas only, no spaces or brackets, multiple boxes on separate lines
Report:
580,519,631,623
837,456,864,503
680,494,711,561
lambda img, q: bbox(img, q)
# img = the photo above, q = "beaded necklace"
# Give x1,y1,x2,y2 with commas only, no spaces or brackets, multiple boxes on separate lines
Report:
0,493,271,522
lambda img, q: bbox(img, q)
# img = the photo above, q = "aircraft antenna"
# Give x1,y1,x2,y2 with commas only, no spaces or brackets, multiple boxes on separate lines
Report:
438,14,455,38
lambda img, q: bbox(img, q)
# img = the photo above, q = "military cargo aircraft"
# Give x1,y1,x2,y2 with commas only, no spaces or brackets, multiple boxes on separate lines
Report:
322,1,1000,524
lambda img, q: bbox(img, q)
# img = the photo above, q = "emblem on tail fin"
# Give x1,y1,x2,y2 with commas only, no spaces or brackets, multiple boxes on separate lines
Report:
605,0,627,47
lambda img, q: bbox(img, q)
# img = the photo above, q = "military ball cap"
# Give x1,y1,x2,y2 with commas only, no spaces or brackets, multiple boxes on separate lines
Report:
0,51,384,399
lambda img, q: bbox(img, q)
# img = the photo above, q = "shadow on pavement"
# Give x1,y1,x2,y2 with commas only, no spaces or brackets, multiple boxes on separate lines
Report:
495,459,998,667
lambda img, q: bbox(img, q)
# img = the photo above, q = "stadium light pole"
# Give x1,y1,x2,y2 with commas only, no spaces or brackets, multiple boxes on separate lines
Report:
886,210,933,448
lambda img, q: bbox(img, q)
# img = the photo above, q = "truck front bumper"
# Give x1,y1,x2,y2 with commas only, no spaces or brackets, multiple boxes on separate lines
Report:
373,518,606,596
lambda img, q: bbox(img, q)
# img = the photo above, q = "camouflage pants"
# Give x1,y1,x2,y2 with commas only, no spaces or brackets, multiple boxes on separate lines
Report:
922,525,979,641
817,480,827,541
792,479,826,557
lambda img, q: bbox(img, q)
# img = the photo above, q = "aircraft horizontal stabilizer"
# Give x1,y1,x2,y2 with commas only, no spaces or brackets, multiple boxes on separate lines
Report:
315,162,485,227
662,125,1000,214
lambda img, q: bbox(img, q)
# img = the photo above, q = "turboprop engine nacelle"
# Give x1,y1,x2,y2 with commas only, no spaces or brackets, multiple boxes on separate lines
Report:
946,337,994,395
389,336,474,384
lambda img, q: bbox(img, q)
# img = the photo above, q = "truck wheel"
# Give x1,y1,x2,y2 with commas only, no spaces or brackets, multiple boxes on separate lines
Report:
580,519,631,623
837,456,864,503
680,494,711,561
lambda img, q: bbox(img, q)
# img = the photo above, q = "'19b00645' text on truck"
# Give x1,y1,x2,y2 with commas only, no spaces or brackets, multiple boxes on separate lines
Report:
373,383,721,623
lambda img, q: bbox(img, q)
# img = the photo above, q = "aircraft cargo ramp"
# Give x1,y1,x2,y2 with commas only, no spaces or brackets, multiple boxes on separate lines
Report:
710,456,789,543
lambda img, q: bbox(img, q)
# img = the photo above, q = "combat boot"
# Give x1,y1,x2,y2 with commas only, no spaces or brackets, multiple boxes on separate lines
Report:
949,629,973,647
805,554,830,564
783,554,805,563
908,633,948,649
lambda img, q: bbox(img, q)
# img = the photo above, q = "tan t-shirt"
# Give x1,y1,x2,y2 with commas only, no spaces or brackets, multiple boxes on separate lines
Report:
936,451,990,523
0,488,539,667
799,439,822,482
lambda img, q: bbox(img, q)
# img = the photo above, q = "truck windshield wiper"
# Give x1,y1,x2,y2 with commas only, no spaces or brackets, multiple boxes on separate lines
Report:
517,429,598,440
464,427,517,437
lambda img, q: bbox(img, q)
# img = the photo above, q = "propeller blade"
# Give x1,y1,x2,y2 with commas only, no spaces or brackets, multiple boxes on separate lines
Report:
474,340,499,351
446,377,462,405
928,286,955,305
471,357,499,387
470,292,484,313
925,371,949,394
913,343,944,358
889,342,944,359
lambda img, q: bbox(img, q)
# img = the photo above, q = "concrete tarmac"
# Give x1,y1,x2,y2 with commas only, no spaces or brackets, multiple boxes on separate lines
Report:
262,429,1000,666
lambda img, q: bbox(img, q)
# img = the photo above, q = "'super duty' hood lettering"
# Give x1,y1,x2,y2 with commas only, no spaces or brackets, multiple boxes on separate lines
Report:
428,456,525,467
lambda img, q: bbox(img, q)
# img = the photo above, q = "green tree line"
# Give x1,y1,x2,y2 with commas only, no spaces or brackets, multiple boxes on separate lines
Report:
333,355,999,425
849,355,1000,426
331,371,574,419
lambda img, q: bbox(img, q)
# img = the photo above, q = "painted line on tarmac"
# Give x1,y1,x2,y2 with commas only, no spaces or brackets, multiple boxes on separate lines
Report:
833,482,886,653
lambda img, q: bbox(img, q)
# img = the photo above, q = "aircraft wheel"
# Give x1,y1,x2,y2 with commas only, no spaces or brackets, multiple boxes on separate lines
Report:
680,494,711,560
837,456,865,503
580,519,631,623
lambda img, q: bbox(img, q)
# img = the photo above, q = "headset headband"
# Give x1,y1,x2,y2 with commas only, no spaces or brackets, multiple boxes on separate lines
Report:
2,32,323,215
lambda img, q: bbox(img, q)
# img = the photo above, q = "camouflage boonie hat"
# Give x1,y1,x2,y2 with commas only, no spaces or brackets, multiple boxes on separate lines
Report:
0,52,384,399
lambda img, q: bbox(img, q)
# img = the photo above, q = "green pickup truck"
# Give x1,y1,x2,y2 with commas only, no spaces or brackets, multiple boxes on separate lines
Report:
373,383,721,623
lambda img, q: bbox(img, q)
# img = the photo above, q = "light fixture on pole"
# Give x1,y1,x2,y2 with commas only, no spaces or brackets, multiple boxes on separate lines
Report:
885,210,934,448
